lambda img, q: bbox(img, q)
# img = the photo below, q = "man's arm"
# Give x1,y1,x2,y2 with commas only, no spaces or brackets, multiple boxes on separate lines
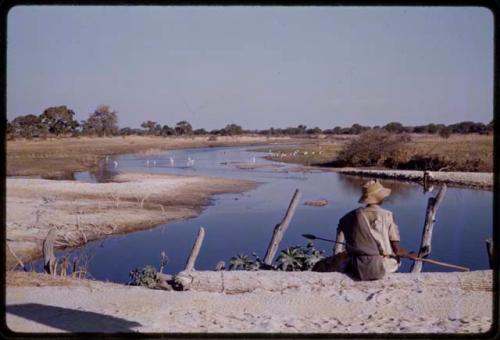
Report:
390,241,417,259
335,229,346,255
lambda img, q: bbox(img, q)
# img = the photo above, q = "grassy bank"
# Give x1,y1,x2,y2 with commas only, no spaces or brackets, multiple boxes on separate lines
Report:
254,134,493,172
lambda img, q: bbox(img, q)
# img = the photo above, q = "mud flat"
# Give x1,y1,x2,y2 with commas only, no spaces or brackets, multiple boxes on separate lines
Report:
6,172,256,269
334,168,493,190
6,270,493,333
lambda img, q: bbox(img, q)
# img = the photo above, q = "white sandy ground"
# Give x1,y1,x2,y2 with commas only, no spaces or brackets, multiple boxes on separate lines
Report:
6,173,256,268
334,168,493,189
5,270,493,334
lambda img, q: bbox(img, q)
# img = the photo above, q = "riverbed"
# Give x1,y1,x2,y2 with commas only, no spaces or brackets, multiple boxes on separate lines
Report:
33,146,492,283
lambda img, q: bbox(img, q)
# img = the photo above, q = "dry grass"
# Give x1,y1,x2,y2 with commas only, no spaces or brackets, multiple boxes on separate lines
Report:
6,271,81,287
251,136,349,166
253,134,493,172
6,135,296,178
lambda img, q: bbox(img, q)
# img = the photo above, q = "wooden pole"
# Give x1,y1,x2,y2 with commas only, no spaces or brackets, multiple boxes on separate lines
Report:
184,227,205,272
486,238,494,269
263,189,302,265
43,228,57,274
6,243,27,271
411,184,447,273
61,257,68,277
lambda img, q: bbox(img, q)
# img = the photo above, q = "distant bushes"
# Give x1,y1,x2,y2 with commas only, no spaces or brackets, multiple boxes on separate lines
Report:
336,130,413,167
335,130,492,172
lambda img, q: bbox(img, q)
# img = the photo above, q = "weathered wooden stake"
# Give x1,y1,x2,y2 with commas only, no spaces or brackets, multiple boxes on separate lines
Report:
411,184,447,273
61,257,68,277
72,259,78,278
215,261,225,271
486,238,494,269
43,228,57,274
7,243,27,271
263,189,302,265
184,227,205,272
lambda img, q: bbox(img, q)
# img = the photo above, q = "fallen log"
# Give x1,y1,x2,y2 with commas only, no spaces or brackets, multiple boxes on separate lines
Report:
173,270,492,294
263,189,301,265
411,185,447,273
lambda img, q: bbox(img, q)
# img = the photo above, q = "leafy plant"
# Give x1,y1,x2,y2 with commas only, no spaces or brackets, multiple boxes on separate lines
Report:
229,242,325,272
128,265,158,288
276,246,305,271
229,253,253,270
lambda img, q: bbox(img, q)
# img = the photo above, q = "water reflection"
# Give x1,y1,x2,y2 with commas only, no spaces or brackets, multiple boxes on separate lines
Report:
337,174,418,201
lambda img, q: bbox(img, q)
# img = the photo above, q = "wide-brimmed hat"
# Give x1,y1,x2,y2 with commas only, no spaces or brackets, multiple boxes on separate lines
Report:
358,179,391,204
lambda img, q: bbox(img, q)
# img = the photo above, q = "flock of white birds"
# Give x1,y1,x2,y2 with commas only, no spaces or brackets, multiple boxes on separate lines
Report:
103,148,320,169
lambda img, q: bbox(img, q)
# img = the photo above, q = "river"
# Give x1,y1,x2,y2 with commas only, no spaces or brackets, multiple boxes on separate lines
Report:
34,145,493,283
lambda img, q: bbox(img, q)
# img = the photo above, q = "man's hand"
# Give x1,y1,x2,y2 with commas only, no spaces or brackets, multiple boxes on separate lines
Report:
405,251,418,260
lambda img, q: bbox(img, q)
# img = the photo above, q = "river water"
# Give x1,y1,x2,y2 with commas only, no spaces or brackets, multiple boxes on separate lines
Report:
36,146,493,283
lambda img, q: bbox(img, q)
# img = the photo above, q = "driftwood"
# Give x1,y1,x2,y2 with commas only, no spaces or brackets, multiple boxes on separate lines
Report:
486,238,494,269
411,185,447,273
61,257,68,277
215,261,225,271
6,243,27,271
174,270,492,293
263,189,302,265
184,227,205,272
43,228,57,274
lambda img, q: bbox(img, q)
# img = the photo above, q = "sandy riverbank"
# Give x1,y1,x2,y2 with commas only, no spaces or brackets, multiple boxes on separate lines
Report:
6,172,256,269
334,168,493,190
5,270,493,333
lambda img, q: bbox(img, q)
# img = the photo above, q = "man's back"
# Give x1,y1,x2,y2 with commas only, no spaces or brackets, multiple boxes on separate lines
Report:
336,205,401,277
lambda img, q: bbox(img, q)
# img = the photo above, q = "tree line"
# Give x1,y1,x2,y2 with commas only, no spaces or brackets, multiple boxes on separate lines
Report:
6,104,494,140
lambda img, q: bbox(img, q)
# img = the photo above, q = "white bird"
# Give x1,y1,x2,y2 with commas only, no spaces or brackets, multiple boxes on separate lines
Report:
187,157,194,167
146,160,150,167
304,151,308,155
169,157,175,166
252,156,256,163
113,160,118,168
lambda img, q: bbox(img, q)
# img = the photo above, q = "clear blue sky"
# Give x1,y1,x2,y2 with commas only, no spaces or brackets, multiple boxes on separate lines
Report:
7,6,494,130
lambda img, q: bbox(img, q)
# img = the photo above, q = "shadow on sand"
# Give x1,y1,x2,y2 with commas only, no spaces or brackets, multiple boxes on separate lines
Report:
7,303,141,333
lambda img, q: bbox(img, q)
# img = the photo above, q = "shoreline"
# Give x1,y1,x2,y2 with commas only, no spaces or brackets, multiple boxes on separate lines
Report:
6,172,257,269
331,167,493,190
6,270,493,333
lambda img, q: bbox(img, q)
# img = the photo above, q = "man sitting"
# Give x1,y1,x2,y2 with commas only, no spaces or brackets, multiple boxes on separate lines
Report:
314,179,416,280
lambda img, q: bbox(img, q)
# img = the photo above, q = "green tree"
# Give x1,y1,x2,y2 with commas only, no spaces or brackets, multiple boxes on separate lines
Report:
82,105,119,136
193,128,208,135
439,127,451,139
11,114,46,139
175,120,193,135
383,122,404,133
306,127,322,134
39,105,79,136
222,123,243,136
141,120,158,135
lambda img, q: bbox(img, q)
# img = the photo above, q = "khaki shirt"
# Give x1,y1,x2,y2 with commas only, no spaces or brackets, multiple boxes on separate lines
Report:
335,205,401,273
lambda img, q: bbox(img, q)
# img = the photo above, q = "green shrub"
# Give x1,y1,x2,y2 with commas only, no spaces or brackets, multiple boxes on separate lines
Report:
336,130,412,167
128,265,158,288
229,242,325,272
